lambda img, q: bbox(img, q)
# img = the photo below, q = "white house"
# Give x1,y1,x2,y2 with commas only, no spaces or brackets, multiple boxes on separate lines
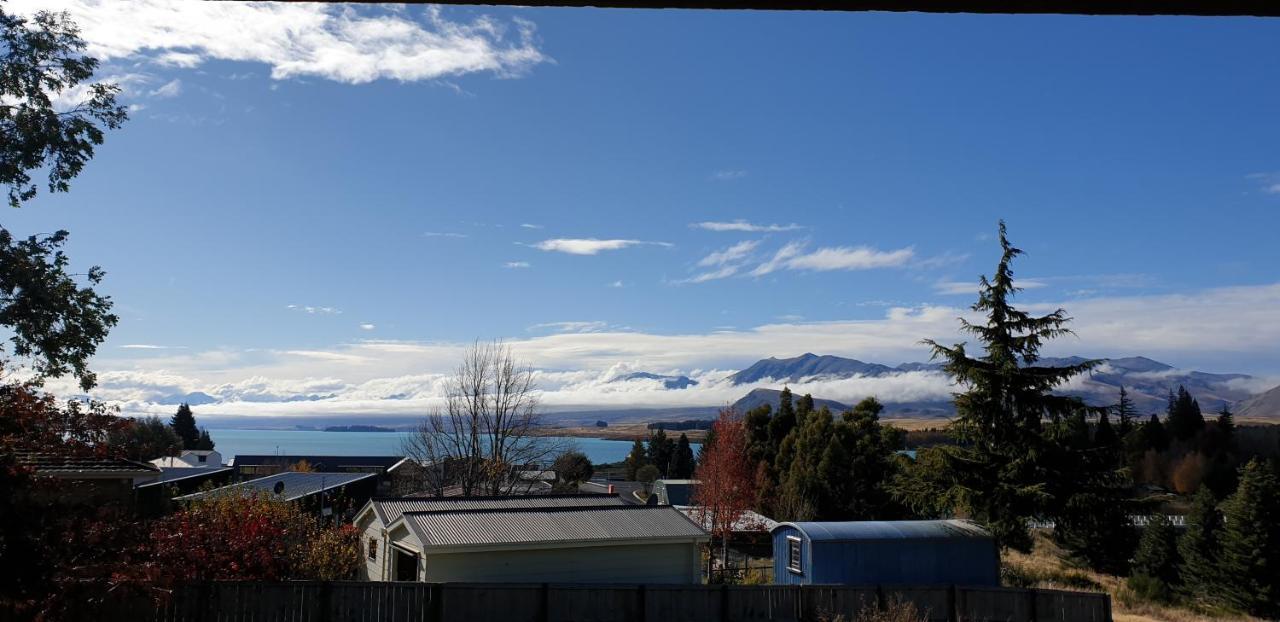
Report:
353,494,708,583
150,449,223,468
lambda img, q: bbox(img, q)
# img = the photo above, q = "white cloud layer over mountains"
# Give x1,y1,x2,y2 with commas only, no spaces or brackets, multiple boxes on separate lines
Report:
9,1,547,83
50,282,1280,420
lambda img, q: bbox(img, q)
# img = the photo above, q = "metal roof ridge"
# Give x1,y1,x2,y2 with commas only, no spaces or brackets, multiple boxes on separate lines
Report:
400,504,674,516
372,492,619,502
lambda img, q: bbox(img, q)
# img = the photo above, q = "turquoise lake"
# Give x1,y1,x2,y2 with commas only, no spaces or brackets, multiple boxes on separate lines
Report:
209,429,697,465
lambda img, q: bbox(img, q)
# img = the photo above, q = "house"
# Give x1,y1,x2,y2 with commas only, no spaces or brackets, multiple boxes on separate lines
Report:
134,466,233,515
652,479,697,506
15,451,161,506
771,520,999,587
175,470,379,520
353,494,708,583
150,449,223,468
578,479,646,504
230,454,422,495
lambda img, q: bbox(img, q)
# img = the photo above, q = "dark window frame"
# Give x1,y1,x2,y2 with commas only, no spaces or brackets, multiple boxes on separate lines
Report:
368,538,378,562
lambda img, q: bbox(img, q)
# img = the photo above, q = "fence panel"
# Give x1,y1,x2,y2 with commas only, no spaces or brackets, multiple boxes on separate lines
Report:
725,585,802,622
644,585,722,622
441,583,541,622
1034,588,1110,622
548,585,641,622
880,586,951,622
801,586,878,621
957,586,1033,622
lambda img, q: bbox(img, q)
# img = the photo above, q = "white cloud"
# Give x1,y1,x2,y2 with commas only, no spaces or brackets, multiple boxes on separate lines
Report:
8,2,548,84
784,246,915,272
1247,172,1280,195
691,220,803,233
528,321,612,334
149,78,182,98
710,170,747,181
696,240,759,268
531,239,672,255
934,278,1047,296
424,231,468,239
608,280,624,288
119,344,182,350
504,261,531,269
56,283,1280,419
520,223,543,229
286,304,341,315
359,323,376,331
749,241,806,277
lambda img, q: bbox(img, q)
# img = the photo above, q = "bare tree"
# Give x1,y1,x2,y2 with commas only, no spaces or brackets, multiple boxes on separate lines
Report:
403,340,564,496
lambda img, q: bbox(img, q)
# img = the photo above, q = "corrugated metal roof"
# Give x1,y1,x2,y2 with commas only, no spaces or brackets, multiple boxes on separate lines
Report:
400,505,708,549
137,466,231,487
15,452,160,474
674,506,777,532
775,519,992,542
231,455,406,471
370,493,626,524
175,471,376,502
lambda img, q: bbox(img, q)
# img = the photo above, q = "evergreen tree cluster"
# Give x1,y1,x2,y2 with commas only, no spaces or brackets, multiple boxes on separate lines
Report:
169,403,215,451
1121,386,1240,497
623,429,695,480
1125,459,1280,617
741,387,906,522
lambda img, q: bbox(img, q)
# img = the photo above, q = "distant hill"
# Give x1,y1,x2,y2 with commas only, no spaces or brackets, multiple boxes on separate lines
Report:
727,353,1260,417
612,371,698,390
1238,384,1280,420
731,388,851,414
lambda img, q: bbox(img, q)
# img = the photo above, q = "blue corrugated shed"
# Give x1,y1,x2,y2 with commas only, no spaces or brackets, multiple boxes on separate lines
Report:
771,520,999,587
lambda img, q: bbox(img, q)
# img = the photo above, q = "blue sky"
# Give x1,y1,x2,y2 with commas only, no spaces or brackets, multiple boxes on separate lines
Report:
6,3,1280,416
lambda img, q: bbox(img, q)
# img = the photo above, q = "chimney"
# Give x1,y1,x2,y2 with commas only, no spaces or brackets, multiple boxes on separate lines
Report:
608,484,615,494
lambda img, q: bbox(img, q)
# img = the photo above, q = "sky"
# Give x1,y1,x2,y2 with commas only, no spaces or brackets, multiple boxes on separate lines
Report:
4,1,1280,418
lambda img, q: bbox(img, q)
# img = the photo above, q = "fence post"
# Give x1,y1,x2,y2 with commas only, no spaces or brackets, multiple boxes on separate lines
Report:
540,583,550,622
319,581,332,622
429,584,444,622
947,585,957,622
637,584,646,622
720,584,729,622
1027,588,1038,622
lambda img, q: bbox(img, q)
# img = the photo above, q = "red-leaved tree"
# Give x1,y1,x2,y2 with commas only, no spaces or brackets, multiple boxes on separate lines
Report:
692,408,759,574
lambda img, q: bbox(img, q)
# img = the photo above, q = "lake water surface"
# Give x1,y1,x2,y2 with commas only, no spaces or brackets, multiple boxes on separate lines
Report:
210,429,697,465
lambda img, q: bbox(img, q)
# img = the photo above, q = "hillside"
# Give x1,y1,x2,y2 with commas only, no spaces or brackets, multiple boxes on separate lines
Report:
730,388,851,414
1238,383,1280,420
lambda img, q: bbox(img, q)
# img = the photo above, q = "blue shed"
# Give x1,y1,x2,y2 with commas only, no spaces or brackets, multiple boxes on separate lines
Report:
771,520,999,586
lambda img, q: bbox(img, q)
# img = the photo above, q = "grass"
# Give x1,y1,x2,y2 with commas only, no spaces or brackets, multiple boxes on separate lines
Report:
1002,531,1258,622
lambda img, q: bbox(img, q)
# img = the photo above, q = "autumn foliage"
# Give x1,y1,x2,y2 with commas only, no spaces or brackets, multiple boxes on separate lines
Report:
145,492,361,582
692,408,757,544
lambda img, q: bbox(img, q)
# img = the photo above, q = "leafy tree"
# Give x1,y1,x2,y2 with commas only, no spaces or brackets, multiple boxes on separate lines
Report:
553,451,594,487
624,438,647,481
1217,459,1280,617
2,4,128,208
106,415,181,462
1177,487,1223,605
692,408,758,572
1127,514,1180,603
1113,386,1138,437
169,403,200,450
1164,386,1205,443
0,228,118,391
901,222,1097,550
672,433,695,478
636,464,660,485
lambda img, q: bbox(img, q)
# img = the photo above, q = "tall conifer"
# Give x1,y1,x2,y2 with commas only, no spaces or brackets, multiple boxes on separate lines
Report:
1177,487,1223,605
169,403,200,450
1217,459,1280,617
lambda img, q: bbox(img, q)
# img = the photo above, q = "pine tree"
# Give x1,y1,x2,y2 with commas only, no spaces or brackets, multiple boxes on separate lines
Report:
901,221,1098,550
1093,410,1119,453
647,429,676,477
672,433,695,478
767,387,796,454
795,393,815,427
1140,414,1170,453
1128,514,1180,602
742,404,772,465
624,439,647,481
1217,459,1280,617
195,428,215,451
1165,386,1205,443
169,403,200,450
1113,386,1138,437
1051,410,1134,573
1215,404,1235,449
1177,487,1223,605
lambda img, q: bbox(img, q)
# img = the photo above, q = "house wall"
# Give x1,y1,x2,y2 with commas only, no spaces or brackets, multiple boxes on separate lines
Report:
421,542,702,584
356,515,388,581
772,525,1000,587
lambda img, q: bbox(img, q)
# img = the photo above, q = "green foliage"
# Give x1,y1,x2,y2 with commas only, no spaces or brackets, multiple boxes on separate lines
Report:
672,433,695,478
195,427,215,450
624,438,647,480
1113,386,1138,437
1,4,128,208
107,415,182,462
1164,386,1205,443
169,403,200,450
636,463,660,484
0,228,117,391
1048,410,1136,574
902,221,1098,550
1216,459,1280,617
767,387,797,456
1176,487,1222,605
1135,414,1169,453
1127,514,1179,602
646,429,675,476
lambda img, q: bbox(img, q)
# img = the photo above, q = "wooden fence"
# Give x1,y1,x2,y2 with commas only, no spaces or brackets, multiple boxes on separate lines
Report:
16,581,1112,622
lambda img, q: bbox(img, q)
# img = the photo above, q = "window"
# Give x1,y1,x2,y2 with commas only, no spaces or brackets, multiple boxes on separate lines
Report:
368,538,378,562
197,455,207,463
787,536,802,574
